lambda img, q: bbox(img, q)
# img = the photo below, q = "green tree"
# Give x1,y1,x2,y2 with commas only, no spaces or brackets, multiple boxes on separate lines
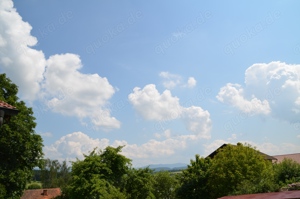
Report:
58,160,72,190
41,159,71,190
67,146,130,199
121,167,155,199
176,155,211,199
208,143,276,198
27,182,42,189
0,74,43,198
41,159,61,188
98,146,131,186
153,171,178,199
274,158,300,184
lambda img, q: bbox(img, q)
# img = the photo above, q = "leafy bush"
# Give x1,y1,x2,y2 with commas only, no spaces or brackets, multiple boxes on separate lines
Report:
274,158,300,184
27,183,42,189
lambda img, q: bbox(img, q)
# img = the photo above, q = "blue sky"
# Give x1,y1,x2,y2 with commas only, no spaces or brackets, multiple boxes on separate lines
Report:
1,0,300,167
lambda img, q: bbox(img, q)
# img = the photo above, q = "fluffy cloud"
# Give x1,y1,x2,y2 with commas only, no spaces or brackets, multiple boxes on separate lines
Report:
187,77,197,88
154,129,172,139
120,137,187,159
44,132,110,161
42,54,120,129
40,132,53,137
159,71,196,89
44,131,194,167
129,84,211,137
128,84,182,121
217,83,271,115
159,72,182,89
0,0,45,100
0,1,120,129
217,62,300,122
182,106,211,139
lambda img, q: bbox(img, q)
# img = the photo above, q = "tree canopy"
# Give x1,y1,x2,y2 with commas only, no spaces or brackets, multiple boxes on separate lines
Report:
208,143,276,198
121,167,155,199
67,146,130,199
274,158,300,185
153,171,178,199
176,154,211,199
41,159,71,190
0,74,44,198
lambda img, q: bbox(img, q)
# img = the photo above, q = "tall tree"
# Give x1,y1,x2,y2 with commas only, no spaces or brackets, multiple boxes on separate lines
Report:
121,167,155,199
176,154,211,199
58,160,72,190
153,171,178,199
99,146,132,186
41,159,71,189
0,74,43,198
67,146,130,199
208,143,276,198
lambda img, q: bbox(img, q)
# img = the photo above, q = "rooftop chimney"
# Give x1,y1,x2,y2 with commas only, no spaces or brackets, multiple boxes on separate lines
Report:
43,189,48,196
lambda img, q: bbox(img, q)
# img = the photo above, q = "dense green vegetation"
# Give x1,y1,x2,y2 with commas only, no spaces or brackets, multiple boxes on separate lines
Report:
32,144,299,199
26,182,42,190
1,75,300,198
0,74,43,199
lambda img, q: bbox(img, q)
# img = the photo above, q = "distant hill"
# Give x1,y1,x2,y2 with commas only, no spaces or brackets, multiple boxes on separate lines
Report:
143,163,187,172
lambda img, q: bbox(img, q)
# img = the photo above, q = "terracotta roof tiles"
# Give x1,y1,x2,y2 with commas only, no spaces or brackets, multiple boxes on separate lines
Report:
21,188,62,199
0,100,17,110
218,190,300,199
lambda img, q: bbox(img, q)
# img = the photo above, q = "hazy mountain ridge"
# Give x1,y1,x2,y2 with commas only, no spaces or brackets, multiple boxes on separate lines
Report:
142,163,188,171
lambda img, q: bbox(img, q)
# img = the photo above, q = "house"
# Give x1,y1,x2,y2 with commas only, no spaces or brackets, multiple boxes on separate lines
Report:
273,153,300,164
207,143,277,161
218,190,300,199
21,188,62,199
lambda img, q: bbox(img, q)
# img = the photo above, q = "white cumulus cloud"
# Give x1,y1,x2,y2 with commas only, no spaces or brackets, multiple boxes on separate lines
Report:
159,71,182,89
0,0,45,100
128,84,182,121
182,106,211,139
217,61,300,122
187,77,197,88
159,71,196,89
42,53,120,129
44,131,197,167
44,132,110,162
129,84,211,137
217,83,271,115
0,1,120,130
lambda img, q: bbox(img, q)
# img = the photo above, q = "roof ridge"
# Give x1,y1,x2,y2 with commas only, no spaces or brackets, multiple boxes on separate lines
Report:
273,153,300,156
0,100,17,109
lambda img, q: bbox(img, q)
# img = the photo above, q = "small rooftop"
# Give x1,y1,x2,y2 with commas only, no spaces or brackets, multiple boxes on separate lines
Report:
0,100,19,116
21,188,62,199
218,190,300,199
0,100,17,110
273,153,300,164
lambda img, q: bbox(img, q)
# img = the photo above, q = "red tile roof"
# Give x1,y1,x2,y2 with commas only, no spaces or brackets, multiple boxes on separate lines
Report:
218,190,300,199
21,188,62,199
0,100,17,110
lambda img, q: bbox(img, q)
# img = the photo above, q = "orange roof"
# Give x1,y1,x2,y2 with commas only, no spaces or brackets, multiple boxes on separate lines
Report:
0,100,19,117
273,153,300,164
21,188,62,199
0,100,17,110
218,190,300,199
